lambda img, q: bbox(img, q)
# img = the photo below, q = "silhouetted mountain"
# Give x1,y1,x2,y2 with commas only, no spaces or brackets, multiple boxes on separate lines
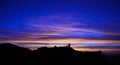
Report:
0,43,34,65
0,43,119,65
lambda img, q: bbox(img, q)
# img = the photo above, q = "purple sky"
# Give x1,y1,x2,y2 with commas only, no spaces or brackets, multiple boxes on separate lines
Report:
0,0,120,53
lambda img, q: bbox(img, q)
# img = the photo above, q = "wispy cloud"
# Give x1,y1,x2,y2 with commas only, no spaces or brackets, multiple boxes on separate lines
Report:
0,14,120,44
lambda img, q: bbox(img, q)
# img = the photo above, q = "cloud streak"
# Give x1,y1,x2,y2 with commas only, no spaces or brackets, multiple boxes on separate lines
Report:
0,14,120,41
0,14,120,52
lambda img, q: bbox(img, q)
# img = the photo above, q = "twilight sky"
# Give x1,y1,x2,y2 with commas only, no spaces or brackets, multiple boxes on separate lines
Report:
0,0,120,53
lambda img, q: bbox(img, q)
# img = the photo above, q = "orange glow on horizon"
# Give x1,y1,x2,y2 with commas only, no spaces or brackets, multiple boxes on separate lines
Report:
73,47,120,54
0,38,120,43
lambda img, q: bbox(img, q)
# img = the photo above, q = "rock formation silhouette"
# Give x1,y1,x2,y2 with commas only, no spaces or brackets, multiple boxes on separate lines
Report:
0,43,119,65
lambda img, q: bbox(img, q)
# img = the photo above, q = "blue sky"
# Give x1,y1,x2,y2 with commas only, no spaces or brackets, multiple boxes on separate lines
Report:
0,0,120,52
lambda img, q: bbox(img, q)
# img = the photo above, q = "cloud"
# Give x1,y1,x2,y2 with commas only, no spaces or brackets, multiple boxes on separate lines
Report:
0,14,120,44
1,38,120,44
25,15,120,40
73,46,120,54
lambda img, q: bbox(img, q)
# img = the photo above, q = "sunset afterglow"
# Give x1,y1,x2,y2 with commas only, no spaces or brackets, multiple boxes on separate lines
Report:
0,0,120,54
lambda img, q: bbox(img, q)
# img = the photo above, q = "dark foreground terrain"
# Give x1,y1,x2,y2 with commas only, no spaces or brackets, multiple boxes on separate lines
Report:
0,43,120,65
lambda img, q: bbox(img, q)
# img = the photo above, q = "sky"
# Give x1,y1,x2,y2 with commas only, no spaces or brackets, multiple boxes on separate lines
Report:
0,0,120,54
